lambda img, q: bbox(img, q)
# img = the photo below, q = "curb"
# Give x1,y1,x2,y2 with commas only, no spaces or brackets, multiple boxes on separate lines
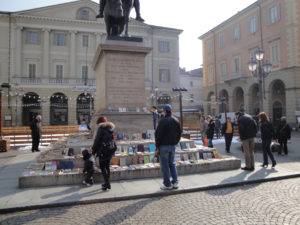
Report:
1,172,300,214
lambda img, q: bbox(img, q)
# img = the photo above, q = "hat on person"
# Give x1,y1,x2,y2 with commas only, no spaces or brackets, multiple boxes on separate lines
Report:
163,104,172,111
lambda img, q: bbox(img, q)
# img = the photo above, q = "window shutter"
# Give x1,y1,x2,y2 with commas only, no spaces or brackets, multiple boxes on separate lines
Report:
266,8,271,26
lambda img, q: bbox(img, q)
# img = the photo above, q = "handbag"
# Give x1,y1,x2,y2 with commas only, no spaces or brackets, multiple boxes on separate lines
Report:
270,141,281,153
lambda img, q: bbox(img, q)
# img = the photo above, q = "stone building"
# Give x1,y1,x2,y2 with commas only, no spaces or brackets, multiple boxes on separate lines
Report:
199,0,300,127
0,0,182,126
179,68,203,112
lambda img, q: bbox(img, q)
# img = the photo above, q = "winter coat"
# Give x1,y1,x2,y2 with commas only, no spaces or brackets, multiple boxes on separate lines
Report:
206,120,215,139
82,149,96,174
259,120,275,141
200,120,208,134
221,121,234,136
276,122,291,141
215,119,221,129
92,122,115,161
237,113,257,140
155,112,182,148
30,118,41,138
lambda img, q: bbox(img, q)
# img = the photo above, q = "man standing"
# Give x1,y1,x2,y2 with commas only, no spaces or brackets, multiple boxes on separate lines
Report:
221,117,234,153
151,106,159,130
199,115,208,145
96,0,145,22
235,112,257,171
215,116,221,139
155,104,182,190
30,115,42,152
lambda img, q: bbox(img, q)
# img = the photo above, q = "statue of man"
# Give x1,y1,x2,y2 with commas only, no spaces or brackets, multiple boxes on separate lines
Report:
96,0,144,22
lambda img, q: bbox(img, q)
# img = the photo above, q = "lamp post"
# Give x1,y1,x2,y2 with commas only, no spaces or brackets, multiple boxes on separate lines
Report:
0,83,11,137
154,86,158,107
248,49,272,112
172,87,187,127
220,97,227,119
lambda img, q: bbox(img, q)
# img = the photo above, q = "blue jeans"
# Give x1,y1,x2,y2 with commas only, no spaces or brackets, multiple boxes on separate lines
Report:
262,139,276,164
207,139,213,147
159,145,178,187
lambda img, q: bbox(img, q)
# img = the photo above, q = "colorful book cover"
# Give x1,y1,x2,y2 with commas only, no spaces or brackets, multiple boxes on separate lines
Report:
132,156,138,164
137,144,145,152
190,141,196,148
128,147,134,155
149,144,155,152
122,145,128,153
183,153,189,161
189,152,195,160
142,133,147,139
111,157,119,165
144,155,150,164
144,145,150,152
117,133,124,140
175,144,181,152
113,133,118,141
138,155,144,164
194,152,199,160
147,130,155,140
175,154,181,162
132,145,137,153
51,161,57,171
180,142,187,150
203,153,208,160
186,142,190,150
119,157,127,166
45,162,52,171
149,155,155,163
213,150,220,159
128,134,133,140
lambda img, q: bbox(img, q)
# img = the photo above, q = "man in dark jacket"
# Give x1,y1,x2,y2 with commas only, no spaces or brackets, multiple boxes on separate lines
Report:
235,112,257,171
30,115,42,152
151,106,159,130
206,116,215,147
155,104,182,190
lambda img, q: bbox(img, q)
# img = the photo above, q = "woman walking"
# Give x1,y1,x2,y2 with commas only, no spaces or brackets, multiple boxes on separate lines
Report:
257,112,276,168
91,116,116,190
276,116,291,155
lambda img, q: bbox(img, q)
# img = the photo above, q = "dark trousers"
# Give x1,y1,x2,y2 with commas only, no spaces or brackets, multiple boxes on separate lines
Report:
262,139,276,164
278,139,288,154
85,170,94,185
99,158,111,185
215,129,220,139
224,133,233,152
32,134,40,152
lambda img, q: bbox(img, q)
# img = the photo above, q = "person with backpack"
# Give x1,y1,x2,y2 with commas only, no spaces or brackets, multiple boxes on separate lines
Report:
91,116,117,191
257,112,276,168
276,116,291,155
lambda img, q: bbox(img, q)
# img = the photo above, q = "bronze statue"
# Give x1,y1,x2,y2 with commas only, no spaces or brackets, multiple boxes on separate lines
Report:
96,0,144,22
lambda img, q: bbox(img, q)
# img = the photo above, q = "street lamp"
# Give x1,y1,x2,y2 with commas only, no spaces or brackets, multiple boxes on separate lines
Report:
154,86,158,107
172,87,187,128
248,49,272,112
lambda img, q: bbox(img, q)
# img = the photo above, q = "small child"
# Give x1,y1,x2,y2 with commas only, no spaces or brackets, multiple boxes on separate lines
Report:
82,149,96,186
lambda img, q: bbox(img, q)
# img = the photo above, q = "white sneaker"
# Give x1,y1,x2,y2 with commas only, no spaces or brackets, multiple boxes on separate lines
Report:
160,185,172,190
172,183,178,189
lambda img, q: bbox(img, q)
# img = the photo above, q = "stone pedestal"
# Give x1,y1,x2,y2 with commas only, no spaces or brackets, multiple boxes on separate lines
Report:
92,41,152,133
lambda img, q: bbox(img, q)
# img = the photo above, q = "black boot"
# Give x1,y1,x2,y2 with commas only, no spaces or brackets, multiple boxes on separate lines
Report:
133,0,144,22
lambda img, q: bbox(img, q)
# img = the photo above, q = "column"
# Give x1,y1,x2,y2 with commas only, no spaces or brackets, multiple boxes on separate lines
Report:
94,32,101,47
15,26,23,76
42,28,50,77
69,30,77,77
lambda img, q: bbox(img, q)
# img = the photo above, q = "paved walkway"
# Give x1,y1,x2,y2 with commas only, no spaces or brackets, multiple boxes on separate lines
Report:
0,134,299,213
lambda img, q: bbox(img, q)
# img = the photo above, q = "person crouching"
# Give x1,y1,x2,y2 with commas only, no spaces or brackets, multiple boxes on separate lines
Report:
82,149,96,186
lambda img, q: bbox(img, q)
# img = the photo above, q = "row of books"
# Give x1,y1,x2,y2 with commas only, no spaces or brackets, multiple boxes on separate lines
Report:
114,130,155,141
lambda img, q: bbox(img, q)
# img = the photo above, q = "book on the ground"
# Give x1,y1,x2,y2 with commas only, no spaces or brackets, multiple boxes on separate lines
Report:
194,152,199,160
144,144,150,152
180,142,187,150
142,133,147,139
60,161,66,170
45,162,52,171
147,130,155,140
128,147,134,155
51,161,57,171
189,152,195,160
138,155,144,164
183,153,189,161
113,133,118,141
149,143,155,152
175,154,181,162
144,155,150,164
119,157,126,166
175,144,181,152
190,141,196,148
117,133,124,140
67,161,74,170
111,157,119,165
137,144,145,152
149,155,155,163
213,150,220,158
132,156,138,164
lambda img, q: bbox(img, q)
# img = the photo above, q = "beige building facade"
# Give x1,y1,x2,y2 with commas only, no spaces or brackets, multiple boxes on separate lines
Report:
0,0,182,126
200,0,300,127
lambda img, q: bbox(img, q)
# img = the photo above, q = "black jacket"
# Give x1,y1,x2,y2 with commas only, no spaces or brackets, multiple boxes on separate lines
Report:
155,112,182,148
221,121,234,136
92,122,115,160
82,149,96,174
237,113,257,140
206,120,215,139
276,122,291,141
260,120,275,140
30,118,41,138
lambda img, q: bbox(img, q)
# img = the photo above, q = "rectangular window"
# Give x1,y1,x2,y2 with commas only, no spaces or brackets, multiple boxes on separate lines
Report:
208,65,214,82
219,61,227,77
27,31,38,44
29,64,36,78
219,33,224,48
249,16,257,34
55,33,65,46
56,65,63,80
270,4,280,24
159,41,170,53
82,35,89,47
81,9,89,20
82,65,88,80
233,25,240,41
159,69,170,82
270,40,280,64
208,40,213,53
232,56,241,74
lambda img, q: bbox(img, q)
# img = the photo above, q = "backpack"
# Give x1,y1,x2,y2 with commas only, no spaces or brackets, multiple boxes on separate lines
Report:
100,131,117,158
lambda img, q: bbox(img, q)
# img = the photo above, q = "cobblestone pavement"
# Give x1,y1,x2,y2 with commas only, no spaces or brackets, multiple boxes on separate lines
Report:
1,177,300,225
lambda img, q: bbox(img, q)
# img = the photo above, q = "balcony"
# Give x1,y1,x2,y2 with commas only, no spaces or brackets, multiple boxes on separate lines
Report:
12,76,96,86
223,70,249,84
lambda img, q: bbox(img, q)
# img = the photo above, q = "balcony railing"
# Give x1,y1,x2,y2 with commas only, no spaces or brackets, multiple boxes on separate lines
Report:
223,70,249,84
12,76,96,86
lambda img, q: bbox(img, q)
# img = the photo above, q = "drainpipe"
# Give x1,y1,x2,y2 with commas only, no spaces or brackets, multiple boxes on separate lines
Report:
212,30,218,114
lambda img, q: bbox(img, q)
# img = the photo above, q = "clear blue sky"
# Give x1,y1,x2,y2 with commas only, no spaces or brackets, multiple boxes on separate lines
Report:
1,0,257,70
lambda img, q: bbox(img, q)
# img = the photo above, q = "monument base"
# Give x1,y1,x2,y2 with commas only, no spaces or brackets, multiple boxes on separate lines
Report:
101,112,153,133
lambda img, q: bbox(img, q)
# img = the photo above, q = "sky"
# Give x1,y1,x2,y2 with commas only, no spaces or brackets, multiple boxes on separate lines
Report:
1,0,257,71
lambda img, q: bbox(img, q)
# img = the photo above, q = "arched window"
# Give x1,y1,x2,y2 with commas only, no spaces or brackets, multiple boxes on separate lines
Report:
76,93,94,125
50,93,68,125
76,8,96,21
22,92,40,126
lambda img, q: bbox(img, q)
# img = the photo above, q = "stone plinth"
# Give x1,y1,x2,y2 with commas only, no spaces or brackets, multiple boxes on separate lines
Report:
19,157,241,188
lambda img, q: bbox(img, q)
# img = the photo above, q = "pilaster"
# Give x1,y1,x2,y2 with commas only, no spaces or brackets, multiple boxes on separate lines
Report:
42,28,51,77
